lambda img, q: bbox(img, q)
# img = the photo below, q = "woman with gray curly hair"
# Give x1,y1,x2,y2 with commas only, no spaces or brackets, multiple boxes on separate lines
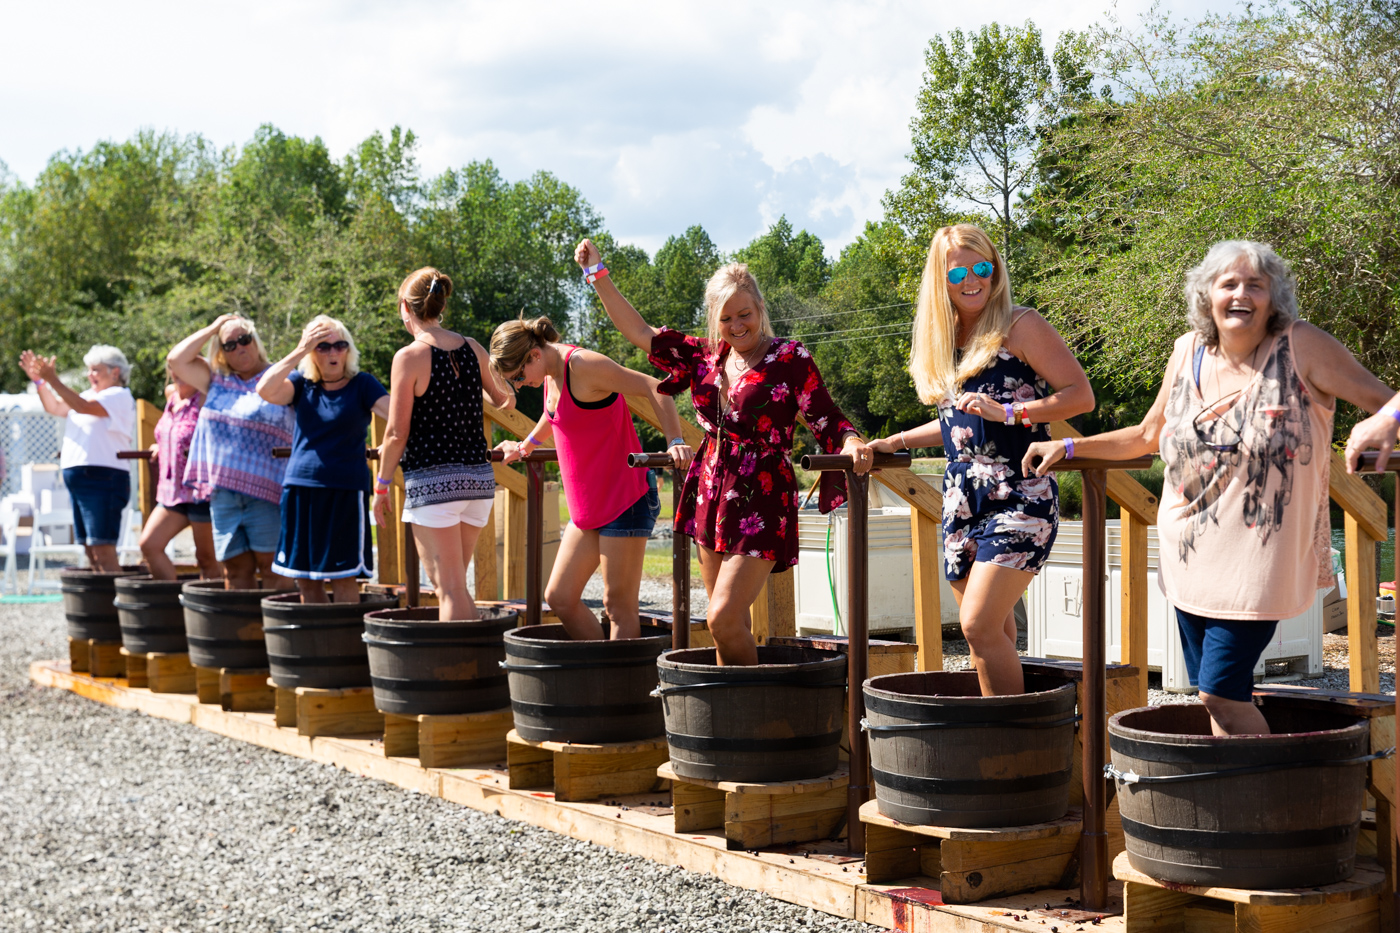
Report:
18,344,136,572
1023,240,1396,736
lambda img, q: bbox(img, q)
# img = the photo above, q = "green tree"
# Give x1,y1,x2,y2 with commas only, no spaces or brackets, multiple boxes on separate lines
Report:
735,215,830,294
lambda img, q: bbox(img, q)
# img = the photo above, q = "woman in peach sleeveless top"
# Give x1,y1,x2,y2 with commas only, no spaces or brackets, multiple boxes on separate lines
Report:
1025,240,1396,735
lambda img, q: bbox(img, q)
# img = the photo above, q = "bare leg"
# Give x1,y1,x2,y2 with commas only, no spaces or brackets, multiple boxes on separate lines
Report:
411,522,485,621
189,522,221,579
330,577,360,603
86,544,121,573
138,506,189,580
950,561,1032,696
1200,693,1270,736
598,535,649,640
253,551,292,591
698,546,771,666
544,523,604,640
296,579,328,604
222,551,257,589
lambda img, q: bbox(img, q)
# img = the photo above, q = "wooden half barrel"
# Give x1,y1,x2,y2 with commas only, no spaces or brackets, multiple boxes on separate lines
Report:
363,606,517,716
262,592,400,689
656,645,847,784
60,568,142,641
503,623,670,743
114,574,200,654
180,580,278,670
1109,704,1372,889
863,670,1077,828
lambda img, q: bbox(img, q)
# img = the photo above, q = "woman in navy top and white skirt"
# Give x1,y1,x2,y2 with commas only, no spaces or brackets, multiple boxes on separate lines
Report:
257,316,389,604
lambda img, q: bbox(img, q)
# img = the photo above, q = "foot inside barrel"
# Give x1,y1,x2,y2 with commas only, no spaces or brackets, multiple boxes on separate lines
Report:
658,761,849,850
506,729,670,802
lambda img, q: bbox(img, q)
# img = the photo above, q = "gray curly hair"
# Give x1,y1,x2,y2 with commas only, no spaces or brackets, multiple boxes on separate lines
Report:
1184,240,1298,348
82,345,131,386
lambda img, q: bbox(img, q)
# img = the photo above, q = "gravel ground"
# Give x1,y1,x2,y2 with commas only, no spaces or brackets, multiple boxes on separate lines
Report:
0,599,874,933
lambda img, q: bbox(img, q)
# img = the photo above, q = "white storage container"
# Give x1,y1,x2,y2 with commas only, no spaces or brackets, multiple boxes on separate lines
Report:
1025,520,1324,691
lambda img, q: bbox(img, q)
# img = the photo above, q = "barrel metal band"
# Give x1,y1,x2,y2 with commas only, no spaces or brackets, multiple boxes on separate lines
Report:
1109,732,1372,765
1105,747,1395,785
267,653,367,668
371,674,508,693
861,713,1081,733
504,641,665,663
652,680,845,697
185,634,265,648
500,658,658,673
178,597,264,619
263,621,366,633
1120,815,1356,850
872,766,1072,796
113,600,180,612
511,698,658,719
363,634,507,648
665,729,843,753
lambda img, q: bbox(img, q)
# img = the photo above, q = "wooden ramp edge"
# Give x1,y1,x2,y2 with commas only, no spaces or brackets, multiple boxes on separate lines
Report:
30,660,1127,932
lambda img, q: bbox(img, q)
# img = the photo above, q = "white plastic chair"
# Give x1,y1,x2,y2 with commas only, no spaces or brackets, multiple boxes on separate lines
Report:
27,508,87,593
0,504,20,594
116,506,144,567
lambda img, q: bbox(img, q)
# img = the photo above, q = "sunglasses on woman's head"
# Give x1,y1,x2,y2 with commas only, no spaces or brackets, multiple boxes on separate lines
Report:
315,341,350,353
220,333,255,353
947,261,995,285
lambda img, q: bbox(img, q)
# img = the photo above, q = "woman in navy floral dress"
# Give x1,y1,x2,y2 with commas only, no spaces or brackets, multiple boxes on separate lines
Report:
870,225,1093,696
575,239,872,666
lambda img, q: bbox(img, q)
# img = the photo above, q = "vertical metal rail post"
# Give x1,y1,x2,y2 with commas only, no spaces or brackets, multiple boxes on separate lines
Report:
801,451,910,855
627,452,691,649
525,458,545,627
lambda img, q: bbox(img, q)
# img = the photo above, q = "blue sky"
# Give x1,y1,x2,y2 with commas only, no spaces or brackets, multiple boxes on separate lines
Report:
0,0,1216,257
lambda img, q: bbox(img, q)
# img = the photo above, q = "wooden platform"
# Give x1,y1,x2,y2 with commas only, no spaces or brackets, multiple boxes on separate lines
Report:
860,799,1082,903
33,658,1141,932
1114,850,1383,932
660,761,849,850
69,637,122,677
384,708,513,768
293,685,383,737
507,729,670,802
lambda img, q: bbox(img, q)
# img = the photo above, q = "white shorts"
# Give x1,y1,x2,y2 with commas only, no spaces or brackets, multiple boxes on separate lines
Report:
401,498,493,529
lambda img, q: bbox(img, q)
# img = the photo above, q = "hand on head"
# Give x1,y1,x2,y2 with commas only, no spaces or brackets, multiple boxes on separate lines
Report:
297,321,339,355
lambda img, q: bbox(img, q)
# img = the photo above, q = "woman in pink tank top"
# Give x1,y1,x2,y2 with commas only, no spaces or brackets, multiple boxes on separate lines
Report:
1024,240,1396,736
490,316,692,640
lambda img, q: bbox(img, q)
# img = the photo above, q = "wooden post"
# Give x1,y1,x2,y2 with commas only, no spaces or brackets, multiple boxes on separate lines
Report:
474,416,498,601
910,507,942,672
1079,468,1109,912
525,459,545,627
750,571,796,645
135,399,159,521
368,415,401,587
845,469,870,855
1347,512,1381,694
503,489,527,600
1120,511,1150,708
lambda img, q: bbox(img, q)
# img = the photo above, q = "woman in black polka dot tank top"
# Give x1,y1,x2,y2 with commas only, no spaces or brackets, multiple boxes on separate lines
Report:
374,267,515,621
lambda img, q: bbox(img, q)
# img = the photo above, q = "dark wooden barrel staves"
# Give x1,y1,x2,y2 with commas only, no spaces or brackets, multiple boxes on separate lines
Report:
1110,704,1372,888
114,574,199,654
262,592,400,689
863,670,1077,827
657,645,847,783
180,580,278,670
60,567,142,641
503,623,670,743
363,606,517,716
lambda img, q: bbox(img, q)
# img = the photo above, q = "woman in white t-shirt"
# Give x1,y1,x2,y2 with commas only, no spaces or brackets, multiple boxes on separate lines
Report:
19,345,137,572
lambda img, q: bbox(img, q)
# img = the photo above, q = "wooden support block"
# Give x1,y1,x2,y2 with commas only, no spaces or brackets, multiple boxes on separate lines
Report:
119,647,149,688
382,708,513,769
68,636,89,673
659,762,848,850
145,652,195,694
220,669,274,712
382,713,420,759
862,820,922,883
506,730,669,802
294,686,382,737
271,680,296,727
194,666,220,704
87,640,123,677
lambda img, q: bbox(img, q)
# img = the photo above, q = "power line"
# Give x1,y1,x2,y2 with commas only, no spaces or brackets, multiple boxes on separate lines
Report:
773,300,913,324
787,320,915,340
801,327,914,349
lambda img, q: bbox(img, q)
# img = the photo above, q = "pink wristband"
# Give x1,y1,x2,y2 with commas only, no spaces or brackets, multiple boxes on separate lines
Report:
1063,437,1075,460
1381,405,1400,424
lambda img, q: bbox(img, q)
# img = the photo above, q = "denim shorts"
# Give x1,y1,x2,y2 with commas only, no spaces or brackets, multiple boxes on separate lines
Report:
597,470,661,538
165,500,212,523
209,488,282,561
1175,608,1278,702
62,466,130,546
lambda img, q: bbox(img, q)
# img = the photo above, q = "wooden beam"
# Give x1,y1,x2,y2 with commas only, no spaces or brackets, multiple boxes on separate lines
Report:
1347,512,1380,694
1049,422,1158,523
483,400,538,439
910,507,942,672
135,399,159,521
871,467,941,522
1331,450,1389,544
1120,512,1150,708
503,489,526,600
750,570,796,645
369,415,401,586
624,394,706,448
474,416,498,601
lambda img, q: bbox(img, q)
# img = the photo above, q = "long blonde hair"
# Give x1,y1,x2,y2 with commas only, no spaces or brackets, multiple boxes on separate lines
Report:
703,263,775,350
909,224,1014,405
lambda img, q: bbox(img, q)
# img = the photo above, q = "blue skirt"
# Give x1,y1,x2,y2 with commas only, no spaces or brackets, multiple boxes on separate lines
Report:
273,486,373,580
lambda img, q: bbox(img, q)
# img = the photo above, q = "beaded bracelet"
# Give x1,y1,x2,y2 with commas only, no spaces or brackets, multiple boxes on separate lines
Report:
1381,405,1400,424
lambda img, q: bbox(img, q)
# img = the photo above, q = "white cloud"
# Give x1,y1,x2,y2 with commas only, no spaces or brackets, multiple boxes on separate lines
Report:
0,0,1219,257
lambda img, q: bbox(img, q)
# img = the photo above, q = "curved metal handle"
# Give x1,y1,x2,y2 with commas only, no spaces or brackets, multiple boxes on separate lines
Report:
860,713,1082,733
651,679,846,698
1104,747,1395,785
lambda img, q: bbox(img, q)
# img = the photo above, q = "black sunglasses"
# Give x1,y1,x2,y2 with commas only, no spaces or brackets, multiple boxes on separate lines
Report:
315,341,350,353
221,333,255,353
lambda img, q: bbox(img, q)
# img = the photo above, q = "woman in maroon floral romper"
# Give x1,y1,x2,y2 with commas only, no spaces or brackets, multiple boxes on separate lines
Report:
575,239,872,665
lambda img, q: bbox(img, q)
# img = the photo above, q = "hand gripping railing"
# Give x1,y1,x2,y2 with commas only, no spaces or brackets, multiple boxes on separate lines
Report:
627,452,691,651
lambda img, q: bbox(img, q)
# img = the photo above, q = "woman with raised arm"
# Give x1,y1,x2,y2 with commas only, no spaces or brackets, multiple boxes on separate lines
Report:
257,315,390,604
373,268,515,622
168,314,294,591
575,239,872,666
1024,240,1396,735
867,224,1094,698
19,345,137,573
489,315,693,641
138,363,220,581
